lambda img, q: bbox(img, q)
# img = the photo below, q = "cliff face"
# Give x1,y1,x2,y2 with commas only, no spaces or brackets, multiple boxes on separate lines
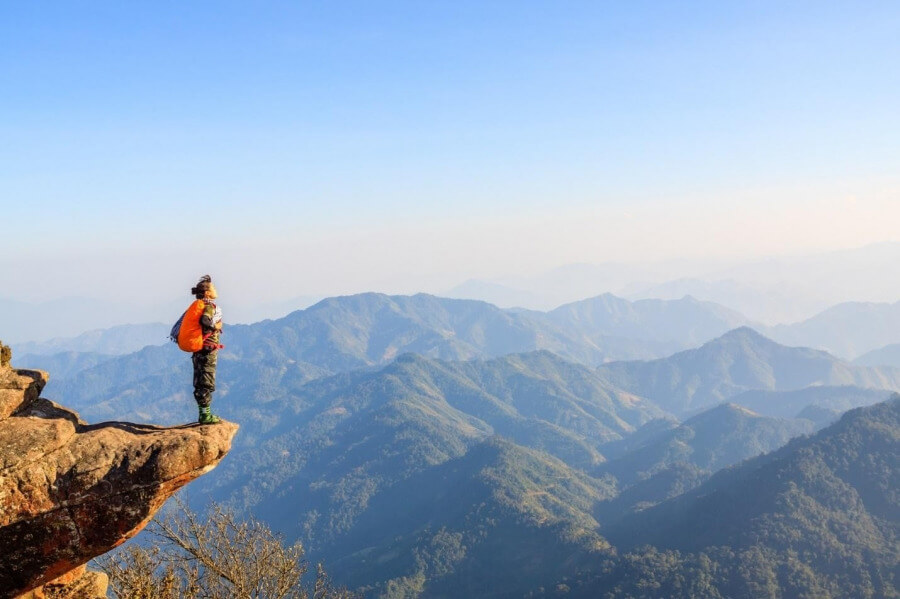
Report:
0,345,238,598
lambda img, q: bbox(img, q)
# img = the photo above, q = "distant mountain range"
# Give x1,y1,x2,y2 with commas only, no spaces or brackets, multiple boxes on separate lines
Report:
623,277,817,325
444,279,547,310
13,322,169,356
28,295,899,437
13,286,899,379
457,261,713,312
0,297,182,345
225,292,756,366
17,287,899,598
14,351,117,381
0,295,322,346
445,242,900,325
598,327,900,416
545,293,748,356
28,292,762,410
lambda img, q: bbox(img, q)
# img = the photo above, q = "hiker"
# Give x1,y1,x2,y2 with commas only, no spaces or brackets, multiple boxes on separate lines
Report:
180,275,224,424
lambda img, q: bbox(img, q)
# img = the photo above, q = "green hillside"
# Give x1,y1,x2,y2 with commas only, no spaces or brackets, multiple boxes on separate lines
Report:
592,404,813,524
22,297,898,598
179,351,664,596
329,438,613,598
219,291,712,370
598,403,813,484
194,351,662,532
579,397,900,598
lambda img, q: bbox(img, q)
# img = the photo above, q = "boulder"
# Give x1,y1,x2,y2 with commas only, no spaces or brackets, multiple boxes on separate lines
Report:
0,366,46,420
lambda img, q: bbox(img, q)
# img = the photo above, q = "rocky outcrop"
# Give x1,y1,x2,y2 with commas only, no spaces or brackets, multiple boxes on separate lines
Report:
0,365,44,420
0,343,238,598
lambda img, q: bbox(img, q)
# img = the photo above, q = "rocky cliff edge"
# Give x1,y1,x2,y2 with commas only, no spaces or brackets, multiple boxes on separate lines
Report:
0,342,238,598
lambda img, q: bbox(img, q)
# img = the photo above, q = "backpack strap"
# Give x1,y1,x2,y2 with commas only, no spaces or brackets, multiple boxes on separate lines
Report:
201,330,224,350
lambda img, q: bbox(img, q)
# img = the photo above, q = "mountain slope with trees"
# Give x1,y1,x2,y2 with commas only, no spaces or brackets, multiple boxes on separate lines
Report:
592,404,813,524
329,437,613,597
583,397,900,598
193,351,663,527
179,352,661,596
597,403,813,486
23,295,899,598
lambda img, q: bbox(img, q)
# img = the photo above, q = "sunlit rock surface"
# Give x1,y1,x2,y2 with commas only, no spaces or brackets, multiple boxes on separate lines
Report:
0,345,238,598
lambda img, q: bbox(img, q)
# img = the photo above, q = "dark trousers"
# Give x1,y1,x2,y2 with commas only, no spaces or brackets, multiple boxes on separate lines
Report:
191,349,218,408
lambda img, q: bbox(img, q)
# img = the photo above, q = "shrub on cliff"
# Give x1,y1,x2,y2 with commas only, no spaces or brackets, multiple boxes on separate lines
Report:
100,500,356,599
0,341,10,367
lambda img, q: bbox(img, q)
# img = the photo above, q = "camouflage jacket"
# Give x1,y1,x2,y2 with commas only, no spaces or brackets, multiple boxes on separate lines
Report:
199,300,223,348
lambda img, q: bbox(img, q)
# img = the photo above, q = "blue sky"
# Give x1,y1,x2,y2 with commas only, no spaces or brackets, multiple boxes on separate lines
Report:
2,1,899,305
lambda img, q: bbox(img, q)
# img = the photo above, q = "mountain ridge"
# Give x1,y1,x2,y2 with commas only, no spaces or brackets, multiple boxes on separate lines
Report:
598,326,900,416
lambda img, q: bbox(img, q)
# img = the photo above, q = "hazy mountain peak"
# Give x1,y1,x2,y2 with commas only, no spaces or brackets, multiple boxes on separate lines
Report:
692,402,762,420
698,325,815,356
600,327,900,415
710,326,771,344
550,292,630,313
680,403,779,439
765,299,900,359
393,351,429,365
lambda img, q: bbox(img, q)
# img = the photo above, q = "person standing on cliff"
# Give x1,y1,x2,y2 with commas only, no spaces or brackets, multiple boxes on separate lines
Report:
188,275,224,424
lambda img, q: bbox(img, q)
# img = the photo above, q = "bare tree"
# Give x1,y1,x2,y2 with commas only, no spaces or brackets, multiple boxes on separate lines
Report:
99,499,355,599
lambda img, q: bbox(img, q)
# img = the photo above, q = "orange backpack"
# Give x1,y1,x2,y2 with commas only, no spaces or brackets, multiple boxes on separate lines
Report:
176,299,207,352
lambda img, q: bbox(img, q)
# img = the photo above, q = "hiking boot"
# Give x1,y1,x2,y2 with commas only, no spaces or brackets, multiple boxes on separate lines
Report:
198,406,221,425
198,412,221,424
